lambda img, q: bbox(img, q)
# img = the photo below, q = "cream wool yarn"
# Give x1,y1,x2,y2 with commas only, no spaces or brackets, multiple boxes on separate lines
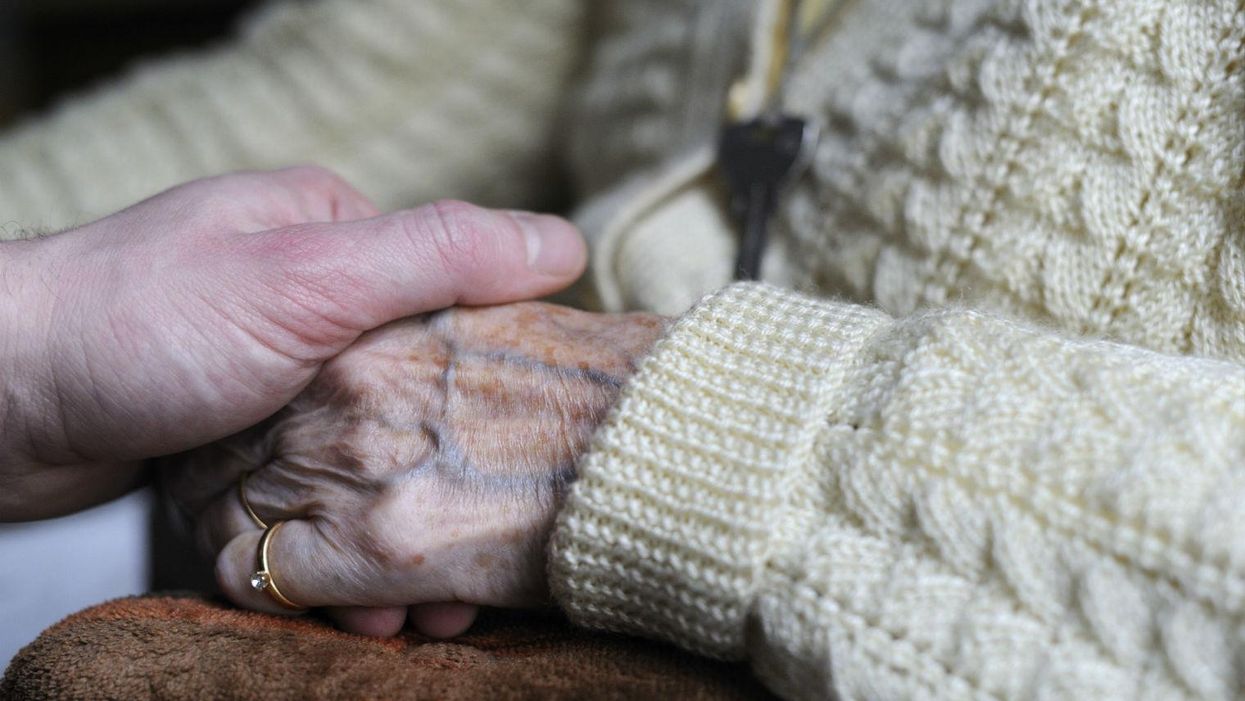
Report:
550,0,1245,699
550,282,1245,699
0,0,584,237
2,0,1244,699
568,0,1245,363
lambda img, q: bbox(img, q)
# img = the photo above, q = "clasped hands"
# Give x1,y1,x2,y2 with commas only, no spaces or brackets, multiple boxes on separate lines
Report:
0,168,666,638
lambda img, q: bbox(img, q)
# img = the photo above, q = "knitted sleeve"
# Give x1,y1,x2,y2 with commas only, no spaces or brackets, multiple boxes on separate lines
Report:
549,282,1245,700
0,0,584,238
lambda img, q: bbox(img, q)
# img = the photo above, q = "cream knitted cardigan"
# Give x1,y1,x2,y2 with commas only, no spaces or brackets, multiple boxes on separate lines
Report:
549,1,1245,699
2,0,1244,699
553,282,1245,700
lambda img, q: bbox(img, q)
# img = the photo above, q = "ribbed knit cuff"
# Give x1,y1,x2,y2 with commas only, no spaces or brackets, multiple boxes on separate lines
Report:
547,283,891,658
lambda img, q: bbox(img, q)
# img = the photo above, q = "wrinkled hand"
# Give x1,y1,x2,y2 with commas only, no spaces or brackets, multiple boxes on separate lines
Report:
167,303,668,637
0,167,585,520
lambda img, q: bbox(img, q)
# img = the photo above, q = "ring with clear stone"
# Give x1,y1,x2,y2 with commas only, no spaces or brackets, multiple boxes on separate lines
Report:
250,521,307,611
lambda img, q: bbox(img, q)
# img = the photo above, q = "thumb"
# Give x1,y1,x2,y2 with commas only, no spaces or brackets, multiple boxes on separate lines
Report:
240,200,586,336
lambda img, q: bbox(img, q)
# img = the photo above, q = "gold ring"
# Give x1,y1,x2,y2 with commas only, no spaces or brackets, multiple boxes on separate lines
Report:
250,521,307,611
238,472,267,529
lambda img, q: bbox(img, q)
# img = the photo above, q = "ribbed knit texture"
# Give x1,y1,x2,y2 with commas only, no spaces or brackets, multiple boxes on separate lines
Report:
551,283,1245,700
0,0,583,237
550,284,890,656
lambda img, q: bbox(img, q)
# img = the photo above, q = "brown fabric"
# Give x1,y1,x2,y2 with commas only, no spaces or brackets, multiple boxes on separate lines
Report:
1,593,772,700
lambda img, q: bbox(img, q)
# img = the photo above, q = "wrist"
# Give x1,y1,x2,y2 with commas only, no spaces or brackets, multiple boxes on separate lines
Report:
0,234,69,467
559,310,672,476
0,240,34,461
536,311,673,592
0,237,71,518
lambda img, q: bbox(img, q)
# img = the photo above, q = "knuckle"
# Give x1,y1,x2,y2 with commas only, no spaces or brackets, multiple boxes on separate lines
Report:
308,354,381,411
169,182,236,223
415,199,492,272
323,424,380,477
363,516,410,568
164,171,285,228
310,353,358,393
277,407,393,485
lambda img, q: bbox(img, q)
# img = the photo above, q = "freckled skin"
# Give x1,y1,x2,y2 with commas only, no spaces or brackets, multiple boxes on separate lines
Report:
166,302,669,609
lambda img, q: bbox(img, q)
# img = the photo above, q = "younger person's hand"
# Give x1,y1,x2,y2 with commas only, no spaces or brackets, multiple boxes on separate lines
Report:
0,167,586,521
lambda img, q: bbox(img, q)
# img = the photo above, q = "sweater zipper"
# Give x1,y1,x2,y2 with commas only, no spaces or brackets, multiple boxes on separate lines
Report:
717,0,838,280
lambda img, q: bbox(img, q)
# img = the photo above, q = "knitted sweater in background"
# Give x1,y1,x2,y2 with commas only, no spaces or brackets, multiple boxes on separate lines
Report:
569,0,1245,363
2,0,1244,699
0,0,584,236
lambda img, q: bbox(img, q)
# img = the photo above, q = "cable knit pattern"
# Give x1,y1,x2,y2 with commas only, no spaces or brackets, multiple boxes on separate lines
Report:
554,8,1245,691
776,0,1245,362
0,0,583,237
551,283,1245,700
569,0,1245,363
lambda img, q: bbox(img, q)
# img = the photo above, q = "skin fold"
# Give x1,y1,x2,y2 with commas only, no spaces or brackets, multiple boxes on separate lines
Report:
165,302,670,630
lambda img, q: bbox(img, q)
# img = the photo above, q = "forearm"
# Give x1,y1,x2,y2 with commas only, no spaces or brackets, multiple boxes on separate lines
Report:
0,237,151,521
0,237,40,467
550,283,1245,699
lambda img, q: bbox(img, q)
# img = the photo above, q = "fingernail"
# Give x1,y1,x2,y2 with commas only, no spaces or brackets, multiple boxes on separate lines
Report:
510,211,585,277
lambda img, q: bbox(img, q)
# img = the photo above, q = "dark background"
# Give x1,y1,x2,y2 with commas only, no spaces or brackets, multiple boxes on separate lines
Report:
0,0,260,129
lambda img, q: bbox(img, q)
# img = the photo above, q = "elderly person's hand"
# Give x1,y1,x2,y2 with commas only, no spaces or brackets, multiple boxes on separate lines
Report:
0,167,586,522
165,302,668,637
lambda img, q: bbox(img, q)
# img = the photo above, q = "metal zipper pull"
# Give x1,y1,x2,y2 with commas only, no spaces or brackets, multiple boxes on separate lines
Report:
718,0,822,280
719,113,819,280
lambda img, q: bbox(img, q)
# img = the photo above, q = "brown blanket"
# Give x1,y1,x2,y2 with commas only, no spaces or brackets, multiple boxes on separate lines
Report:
2,594,771,700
